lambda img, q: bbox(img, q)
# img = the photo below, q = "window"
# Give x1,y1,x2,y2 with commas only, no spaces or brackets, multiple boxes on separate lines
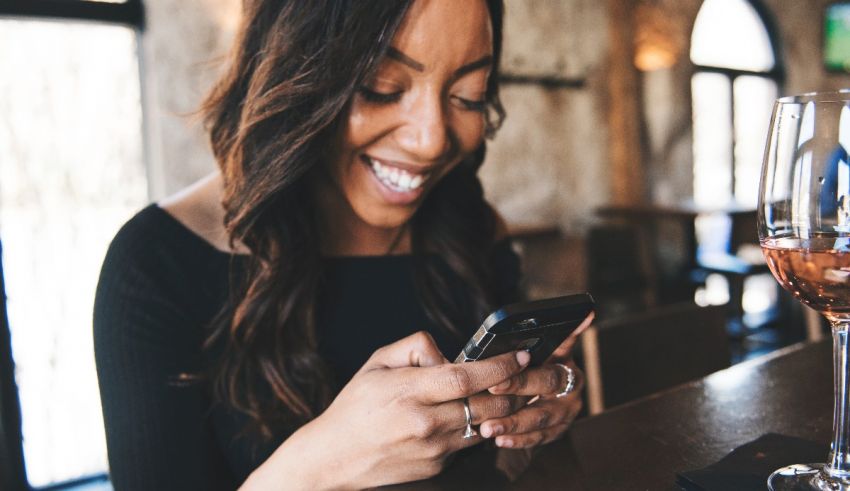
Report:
690,0,782,208
0,1,146,488
690,0,783,325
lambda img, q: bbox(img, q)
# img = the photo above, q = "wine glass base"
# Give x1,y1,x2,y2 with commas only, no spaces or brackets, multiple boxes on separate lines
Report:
768,463,850,491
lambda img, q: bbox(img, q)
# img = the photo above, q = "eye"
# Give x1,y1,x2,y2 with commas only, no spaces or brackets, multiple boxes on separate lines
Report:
358,87,402,105
451,95,487,112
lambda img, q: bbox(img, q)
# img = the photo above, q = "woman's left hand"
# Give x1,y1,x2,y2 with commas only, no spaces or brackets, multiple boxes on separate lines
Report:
477,313,594,449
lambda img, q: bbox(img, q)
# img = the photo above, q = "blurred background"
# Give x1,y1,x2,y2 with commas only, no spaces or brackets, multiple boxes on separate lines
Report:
0,0,849,489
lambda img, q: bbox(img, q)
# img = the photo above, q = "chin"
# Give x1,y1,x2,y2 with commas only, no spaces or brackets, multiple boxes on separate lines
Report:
356,204,417,230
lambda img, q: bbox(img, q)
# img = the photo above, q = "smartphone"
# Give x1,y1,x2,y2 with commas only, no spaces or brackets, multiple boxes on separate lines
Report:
454,293,594,366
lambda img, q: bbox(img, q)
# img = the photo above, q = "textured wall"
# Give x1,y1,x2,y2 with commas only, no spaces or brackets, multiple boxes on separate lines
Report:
761,0,850,94
141,0,238,199
482,85,606,232
483,0,610,232
637,0,701,206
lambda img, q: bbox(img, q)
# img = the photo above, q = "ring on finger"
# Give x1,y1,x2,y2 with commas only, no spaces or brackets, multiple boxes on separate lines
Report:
462,397,478,439
555,363,576,398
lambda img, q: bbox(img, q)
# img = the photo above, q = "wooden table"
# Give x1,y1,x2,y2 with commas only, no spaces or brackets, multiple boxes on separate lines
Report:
386,340,833,490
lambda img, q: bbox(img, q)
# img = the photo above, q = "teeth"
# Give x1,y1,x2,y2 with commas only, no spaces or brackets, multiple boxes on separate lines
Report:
367,157,427,192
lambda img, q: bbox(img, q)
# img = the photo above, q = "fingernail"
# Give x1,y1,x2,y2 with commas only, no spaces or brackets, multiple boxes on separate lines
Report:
491,380,511,392
497,437,514,448
516,350,531,367
492,425,504,436
480,425,493,438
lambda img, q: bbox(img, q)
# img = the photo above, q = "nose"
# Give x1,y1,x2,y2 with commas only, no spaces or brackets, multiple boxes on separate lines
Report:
396,91,451,162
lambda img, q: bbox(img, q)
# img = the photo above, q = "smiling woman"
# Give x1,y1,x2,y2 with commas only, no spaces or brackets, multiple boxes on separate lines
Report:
93,1,588,489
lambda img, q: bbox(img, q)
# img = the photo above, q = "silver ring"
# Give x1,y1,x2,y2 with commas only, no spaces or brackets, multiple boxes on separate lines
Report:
462,397,477,439
555,363,577,398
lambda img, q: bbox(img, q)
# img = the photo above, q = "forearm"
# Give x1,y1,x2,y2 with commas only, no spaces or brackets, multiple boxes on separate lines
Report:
240,417,348,491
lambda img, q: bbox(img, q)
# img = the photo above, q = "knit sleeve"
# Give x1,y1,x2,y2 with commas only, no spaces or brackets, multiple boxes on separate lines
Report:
93,210,236,490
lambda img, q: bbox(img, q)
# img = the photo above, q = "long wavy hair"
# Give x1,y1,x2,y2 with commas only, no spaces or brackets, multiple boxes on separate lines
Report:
202,0,507,439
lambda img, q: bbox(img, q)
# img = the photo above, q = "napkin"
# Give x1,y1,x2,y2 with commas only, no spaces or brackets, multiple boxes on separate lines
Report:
676,433,828,491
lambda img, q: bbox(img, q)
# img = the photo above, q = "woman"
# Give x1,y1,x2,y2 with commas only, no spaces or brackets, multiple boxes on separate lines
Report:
94,0,590,489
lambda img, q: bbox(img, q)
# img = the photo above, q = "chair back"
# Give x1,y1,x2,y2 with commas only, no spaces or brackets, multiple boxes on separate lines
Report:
727,209,759,254
585,223,655,317
581,302,729,414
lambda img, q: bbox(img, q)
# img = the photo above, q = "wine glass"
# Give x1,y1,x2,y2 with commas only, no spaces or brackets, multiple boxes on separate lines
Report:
759,89,850,491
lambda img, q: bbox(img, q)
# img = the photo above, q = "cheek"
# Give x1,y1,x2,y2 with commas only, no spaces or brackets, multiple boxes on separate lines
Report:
452,112,486,154
341,100,397,152
341,104,371,151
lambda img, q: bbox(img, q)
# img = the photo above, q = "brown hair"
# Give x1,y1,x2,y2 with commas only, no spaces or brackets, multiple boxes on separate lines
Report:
201,0,507,438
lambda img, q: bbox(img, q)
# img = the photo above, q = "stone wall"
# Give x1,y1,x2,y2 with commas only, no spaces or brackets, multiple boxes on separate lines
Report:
761,0,850,94
141,0,238,199
481,0,609,233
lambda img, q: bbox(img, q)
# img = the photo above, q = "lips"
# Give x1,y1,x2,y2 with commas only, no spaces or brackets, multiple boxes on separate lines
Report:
361,155,432,194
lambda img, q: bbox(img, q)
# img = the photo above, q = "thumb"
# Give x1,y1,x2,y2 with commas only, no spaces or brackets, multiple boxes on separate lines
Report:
360,331,449,373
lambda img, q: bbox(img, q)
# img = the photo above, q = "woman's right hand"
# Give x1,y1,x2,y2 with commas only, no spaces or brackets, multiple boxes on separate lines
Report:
244,331,530,490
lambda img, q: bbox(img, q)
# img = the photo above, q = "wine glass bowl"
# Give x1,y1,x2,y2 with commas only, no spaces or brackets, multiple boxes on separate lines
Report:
758,89,850,490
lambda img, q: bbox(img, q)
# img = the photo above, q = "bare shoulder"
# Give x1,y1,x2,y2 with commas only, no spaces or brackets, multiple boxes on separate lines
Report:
157,171,235,253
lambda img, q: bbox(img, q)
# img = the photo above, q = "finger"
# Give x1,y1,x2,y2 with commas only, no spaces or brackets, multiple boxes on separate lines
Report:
360,331,449,373
479,397,580,438
494,423,570,449
548,312,595,361
490,362,584,397
444,396,534,454
431,393,525,433
417,350,531,403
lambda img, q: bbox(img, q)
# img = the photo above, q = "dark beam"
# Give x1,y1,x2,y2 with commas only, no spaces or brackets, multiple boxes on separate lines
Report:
0,240,27,491
499,74,586,89
693,64,784,82
0,0,144,29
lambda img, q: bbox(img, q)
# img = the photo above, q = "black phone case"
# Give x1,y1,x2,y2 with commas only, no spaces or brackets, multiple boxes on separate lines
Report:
454,293,594,366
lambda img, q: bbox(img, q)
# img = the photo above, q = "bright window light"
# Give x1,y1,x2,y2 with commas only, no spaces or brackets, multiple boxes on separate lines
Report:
690,0,775,71
0,18,147,487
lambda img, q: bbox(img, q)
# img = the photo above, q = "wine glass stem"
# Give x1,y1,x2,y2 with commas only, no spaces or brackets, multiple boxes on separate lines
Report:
828,321,850,479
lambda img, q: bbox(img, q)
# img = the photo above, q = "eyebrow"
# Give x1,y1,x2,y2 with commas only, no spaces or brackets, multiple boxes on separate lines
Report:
386,47,493,80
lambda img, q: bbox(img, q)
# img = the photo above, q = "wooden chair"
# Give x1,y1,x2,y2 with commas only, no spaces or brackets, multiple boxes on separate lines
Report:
585,223,656,319
580,302,729,415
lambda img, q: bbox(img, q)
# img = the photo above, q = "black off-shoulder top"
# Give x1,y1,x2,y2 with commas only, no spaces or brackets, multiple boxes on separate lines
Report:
93,204,521,490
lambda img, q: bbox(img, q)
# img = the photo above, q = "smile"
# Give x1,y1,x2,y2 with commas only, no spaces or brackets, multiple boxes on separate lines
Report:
363,156,430,193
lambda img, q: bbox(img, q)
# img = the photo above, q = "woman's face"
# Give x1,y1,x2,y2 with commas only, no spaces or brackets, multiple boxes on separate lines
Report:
325,0,493,234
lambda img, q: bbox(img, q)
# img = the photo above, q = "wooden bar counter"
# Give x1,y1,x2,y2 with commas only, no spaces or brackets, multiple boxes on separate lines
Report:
385,340,833,490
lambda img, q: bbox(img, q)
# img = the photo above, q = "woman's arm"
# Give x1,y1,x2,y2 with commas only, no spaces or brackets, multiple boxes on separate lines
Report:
94,218,236,490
